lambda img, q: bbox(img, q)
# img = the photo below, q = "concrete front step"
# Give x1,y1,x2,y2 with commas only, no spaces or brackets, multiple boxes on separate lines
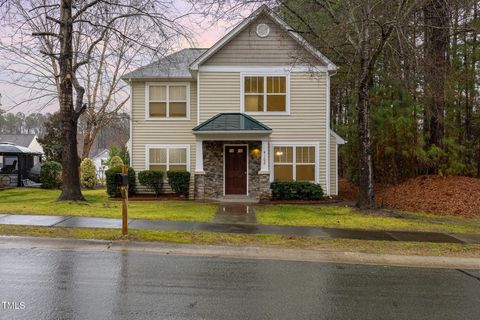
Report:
217,195,259,203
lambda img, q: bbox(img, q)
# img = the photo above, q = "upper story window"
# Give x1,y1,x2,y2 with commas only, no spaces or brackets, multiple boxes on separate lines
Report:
242,75,289,114
146,83,189,120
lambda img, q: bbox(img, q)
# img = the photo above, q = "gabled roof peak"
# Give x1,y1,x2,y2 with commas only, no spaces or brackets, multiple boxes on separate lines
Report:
189,5,336,71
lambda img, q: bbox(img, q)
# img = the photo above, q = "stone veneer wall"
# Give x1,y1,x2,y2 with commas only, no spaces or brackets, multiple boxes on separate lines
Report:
194,141,271,201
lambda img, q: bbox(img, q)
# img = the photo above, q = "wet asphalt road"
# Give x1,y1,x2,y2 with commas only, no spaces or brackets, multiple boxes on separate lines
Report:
0,248,479,320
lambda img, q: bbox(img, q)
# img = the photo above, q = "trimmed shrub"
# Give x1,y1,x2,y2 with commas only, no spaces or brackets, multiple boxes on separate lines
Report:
138,170,164,196
40,161,62,189
167,171,191,195
80,158,97,189
271,181,324,200
105,166,136,197
109,155,123,169
107,145,130,167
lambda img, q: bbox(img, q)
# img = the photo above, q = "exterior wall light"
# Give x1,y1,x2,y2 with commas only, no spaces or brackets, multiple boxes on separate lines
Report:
250,148,261,159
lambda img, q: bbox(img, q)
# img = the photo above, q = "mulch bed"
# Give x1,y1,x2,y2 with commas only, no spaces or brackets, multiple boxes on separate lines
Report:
121,194,188,201
260,198,344,205
339,175,480,217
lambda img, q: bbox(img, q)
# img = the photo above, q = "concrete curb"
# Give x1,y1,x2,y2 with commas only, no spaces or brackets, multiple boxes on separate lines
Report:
1,236,479,269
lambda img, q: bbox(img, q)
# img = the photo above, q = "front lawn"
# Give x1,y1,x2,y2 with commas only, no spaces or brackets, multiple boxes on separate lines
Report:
255,205,480,235
0,188,216,222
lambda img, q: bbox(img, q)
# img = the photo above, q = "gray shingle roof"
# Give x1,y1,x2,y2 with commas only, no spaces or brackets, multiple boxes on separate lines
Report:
193,113,272,132
0,142,41,154
0,134,36,148
122,48,208,79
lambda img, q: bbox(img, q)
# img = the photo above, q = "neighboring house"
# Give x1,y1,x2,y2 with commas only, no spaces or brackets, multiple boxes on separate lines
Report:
122,5,346,201
91,148,109,170
91,148,109,182
0,134,43,164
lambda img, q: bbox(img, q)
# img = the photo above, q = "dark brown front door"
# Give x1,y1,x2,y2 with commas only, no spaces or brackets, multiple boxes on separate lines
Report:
225,146,247,195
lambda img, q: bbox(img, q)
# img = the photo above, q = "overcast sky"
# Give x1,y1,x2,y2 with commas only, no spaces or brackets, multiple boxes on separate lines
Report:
0,6,241,115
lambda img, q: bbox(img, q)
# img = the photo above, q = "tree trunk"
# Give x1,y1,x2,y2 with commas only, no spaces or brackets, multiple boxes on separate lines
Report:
356,59,376,209
466,2,477,142
477,146,480,178
57,0,84,201
81,134,94,160
423,0,448,149
356,17,376,210
81,118,95,159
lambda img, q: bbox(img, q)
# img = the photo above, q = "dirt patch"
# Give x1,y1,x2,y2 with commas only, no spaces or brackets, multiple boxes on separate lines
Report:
339,175,480,217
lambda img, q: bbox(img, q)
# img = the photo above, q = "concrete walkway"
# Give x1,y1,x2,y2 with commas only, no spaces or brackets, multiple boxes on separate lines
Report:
212,204,257,224
0,213,479,244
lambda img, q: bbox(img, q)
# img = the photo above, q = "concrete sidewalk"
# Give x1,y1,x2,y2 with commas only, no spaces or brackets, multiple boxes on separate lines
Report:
1,213,479,244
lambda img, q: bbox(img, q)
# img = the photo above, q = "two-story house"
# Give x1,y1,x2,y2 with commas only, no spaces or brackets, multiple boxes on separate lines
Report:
122,5,346,201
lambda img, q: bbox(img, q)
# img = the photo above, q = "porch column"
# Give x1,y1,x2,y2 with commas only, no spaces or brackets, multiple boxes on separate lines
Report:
259,138,269,174
195,139,205,174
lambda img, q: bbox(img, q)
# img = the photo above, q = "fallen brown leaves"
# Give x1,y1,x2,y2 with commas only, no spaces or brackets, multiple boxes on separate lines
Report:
339,175,480,217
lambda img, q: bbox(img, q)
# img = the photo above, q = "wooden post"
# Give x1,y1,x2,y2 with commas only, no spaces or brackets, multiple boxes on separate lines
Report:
121,165,128,235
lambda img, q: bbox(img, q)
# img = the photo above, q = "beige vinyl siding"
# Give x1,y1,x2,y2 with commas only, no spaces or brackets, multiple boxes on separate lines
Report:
330,137,337,195
199,73,240,122
130,81,197,177
203,14,320,67
199,71,328,191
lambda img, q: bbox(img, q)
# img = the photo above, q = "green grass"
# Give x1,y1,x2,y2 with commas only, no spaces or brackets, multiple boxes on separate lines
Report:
1,224,480,258
255,205,480,235
0,188,216,222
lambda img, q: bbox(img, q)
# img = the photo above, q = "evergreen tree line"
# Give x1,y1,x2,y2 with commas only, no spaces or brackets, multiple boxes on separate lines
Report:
0,110,49,136
0,109,130,160
281,0,480,185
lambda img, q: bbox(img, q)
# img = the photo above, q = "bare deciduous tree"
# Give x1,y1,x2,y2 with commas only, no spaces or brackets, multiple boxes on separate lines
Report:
1,0,195,200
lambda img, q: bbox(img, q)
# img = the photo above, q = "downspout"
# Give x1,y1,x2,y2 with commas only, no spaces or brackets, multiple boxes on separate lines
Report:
326,69,337,196
326,72,331,195
197,71,200,125
128,78,133,166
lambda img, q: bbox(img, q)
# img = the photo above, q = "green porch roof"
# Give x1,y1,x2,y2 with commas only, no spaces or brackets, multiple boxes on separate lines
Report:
192,113,272,132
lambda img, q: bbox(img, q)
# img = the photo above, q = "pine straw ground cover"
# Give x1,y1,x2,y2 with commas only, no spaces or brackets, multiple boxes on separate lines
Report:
339,175,480,217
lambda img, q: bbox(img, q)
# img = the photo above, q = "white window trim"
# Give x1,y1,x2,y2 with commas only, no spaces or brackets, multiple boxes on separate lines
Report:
240,72,290,115
145,82,190,120
269,142,319,183
145,144,191,172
